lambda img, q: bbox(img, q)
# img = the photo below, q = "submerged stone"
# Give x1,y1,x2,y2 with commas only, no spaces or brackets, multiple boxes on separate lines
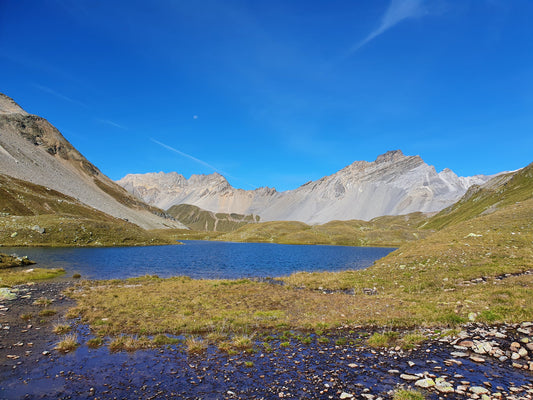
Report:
0,288,17,300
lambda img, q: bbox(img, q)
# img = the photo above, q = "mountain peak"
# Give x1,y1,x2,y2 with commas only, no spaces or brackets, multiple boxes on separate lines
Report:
375,150,405,164
0,93,28,115
117,150,496,223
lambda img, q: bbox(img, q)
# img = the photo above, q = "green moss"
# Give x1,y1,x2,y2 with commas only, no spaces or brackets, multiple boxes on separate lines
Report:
0,268,65,286
393,389,425,400
86,337,104,348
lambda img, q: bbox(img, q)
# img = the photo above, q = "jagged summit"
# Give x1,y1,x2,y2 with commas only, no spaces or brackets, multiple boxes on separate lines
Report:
375,149,406,163
0,93,27,115
117,151,497,224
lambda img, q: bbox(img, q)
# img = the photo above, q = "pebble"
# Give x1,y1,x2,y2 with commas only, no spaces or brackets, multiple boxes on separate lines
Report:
470,386,490,395
415,378,435,388
450,351,468,357
458,340,473,347
470,355,486,363
339,392,353,399
400,374,419,381
435,378,454,393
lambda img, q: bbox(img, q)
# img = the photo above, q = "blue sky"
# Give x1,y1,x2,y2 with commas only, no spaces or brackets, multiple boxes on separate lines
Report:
1,0,532,191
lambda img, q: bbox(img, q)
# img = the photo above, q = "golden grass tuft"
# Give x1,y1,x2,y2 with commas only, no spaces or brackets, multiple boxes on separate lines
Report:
33,297,53,306
185,336,208,353
393,389,425,400
38,309,57,317
86,337,104,348
55,334,79,353
53,323,71,335
109,335,152,352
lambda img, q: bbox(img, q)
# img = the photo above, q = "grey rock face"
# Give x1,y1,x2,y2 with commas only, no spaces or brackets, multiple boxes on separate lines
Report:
117,150,496,224
0,93,186,230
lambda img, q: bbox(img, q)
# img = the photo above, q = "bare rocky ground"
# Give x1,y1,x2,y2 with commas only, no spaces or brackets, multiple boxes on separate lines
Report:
1,282,532,400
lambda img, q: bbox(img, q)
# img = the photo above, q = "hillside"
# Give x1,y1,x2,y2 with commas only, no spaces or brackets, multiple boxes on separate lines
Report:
282,165,533,325
167,204,259,232
167,212,432,247
0,93,185,230
118,151,495,224
422,162,533,230
0,173,175,246
284,163,533,302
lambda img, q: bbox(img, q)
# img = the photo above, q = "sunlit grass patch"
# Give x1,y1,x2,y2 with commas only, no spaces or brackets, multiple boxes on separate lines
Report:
86,337,103,348
33,297,53,306
185,336,207,353
0,268,65,287
400,333,426,350
53,323,71,335
367,331,426,350
231,334,254,350
109,335,152,352
67,266,532,344
38,308,57,317
367,331,399,348
55,334,79,353
152,334,181,346
393,389,425,400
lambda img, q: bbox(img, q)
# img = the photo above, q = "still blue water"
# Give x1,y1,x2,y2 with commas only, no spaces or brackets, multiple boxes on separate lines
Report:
3,241,395,280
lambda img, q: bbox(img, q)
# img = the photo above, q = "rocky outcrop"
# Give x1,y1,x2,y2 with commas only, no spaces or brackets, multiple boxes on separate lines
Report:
0,93,185,230
0,253,35,269
118,150,495,224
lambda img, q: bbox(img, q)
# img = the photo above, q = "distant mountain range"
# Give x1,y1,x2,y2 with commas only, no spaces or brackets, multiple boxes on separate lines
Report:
0,93,185,230
118,150,496,224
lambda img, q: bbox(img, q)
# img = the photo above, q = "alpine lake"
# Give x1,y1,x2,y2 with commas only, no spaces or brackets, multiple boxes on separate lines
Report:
0,240,396,280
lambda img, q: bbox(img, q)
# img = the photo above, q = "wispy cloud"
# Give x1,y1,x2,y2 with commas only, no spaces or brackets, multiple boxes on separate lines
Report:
97,118,127,130
151,138,257,189
348,0,426,54
32,83,88,107
150,138,225,173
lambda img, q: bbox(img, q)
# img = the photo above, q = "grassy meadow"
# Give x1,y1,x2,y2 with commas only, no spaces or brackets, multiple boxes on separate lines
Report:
161,212,432,247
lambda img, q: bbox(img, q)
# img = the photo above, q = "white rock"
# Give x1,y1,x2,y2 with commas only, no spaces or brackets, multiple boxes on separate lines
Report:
117,151,496,224
450,351,468,358
415,378,435,388
400,374,419,381
470,386,490,395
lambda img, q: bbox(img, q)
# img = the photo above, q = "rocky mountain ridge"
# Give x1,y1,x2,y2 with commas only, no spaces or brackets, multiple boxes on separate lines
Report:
118,150,496,224
0,93,185,230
